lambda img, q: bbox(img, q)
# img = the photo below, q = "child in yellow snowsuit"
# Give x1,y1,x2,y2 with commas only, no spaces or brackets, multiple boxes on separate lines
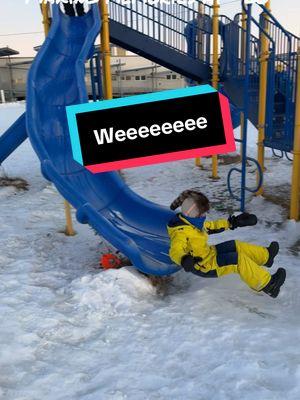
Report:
167,189,286,298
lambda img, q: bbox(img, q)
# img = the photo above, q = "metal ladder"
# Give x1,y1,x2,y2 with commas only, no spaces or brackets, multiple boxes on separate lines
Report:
226,2,266,211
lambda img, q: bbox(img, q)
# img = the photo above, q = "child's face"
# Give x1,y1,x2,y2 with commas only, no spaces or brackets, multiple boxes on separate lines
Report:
181,197,209,218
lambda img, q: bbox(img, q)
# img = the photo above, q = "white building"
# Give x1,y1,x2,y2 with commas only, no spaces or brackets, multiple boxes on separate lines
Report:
0,45,186,102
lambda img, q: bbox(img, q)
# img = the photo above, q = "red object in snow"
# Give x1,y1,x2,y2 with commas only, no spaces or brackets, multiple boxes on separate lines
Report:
100,253,122,270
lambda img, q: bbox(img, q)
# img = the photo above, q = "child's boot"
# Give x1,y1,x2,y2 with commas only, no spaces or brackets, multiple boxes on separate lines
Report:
265,241,279,268
262,268,286,298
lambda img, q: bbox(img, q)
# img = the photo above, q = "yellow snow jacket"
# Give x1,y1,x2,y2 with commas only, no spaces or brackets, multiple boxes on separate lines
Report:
167,213,230,266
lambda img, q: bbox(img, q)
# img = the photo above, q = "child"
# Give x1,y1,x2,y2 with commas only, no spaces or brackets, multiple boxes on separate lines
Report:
167,188,286,298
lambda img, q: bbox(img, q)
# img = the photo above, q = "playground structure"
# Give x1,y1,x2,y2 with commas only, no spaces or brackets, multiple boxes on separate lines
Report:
0,1,299,277
185,0,299,210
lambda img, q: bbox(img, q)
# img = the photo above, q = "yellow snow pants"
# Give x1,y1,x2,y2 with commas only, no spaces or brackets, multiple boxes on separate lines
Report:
197,240,271,291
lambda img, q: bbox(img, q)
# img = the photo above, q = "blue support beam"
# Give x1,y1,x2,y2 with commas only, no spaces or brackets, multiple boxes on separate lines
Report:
0,113,27,164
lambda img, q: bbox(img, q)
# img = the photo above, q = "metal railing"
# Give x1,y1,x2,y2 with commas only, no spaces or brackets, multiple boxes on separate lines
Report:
109,0,213,61
108,0,299,211
227,2,267,210
258,4,300,150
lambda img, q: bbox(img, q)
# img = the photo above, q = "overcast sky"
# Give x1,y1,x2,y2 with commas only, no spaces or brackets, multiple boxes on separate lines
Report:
0,0,299,57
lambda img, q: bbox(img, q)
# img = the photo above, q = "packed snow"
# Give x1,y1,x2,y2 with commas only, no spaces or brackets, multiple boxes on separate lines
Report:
0,103,300,400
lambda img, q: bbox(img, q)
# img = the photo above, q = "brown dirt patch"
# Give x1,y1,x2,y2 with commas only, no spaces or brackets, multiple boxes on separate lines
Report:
0,177,29,191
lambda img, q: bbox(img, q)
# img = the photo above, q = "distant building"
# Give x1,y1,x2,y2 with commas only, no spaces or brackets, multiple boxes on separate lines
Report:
0,47,20,101
0,45,185,101
109,64,185,96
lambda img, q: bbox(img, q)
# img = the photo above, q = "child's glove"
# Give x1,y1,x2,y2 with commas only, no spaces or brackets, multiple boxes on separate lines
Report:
181,255,203,272
228,212,257,230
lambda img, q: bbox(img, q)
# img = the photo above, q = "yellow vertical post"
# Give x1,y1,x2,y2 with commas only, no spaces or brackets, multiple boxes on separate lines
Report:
99,0,113,100
289,48,300,221
195,2,205,168
256,0,271,195
64,201,75,236
240,11,247,159
211,0,220,179
195,157,202,168
41,1,75,236
241,10,247,76
41,1,50,36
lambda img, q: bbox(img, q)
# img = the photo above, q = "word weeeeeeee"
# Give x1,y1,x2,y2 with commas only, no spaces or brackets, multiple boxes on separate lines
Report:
93,116,208,146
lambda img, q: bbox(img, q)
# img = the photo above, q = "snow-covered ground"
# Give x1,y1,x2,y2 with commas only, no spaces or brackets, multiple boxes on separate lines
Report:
0,103,300,400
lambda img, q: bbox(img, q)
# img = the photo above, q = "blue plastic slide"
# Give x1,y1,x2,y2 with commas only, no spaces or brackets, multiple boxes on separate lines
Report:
0,113,27,164
25,4,178,276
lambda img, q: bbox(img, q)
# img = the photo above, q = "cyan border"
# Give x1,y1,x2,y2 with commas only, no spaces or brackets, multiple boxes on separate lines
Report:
66,107,83,165
66,85,217,165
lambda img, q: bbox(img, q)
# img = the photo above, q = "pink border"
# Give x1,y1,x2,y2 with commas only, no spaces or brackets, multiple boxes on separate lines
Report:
218,92,236,151
86,95,236,174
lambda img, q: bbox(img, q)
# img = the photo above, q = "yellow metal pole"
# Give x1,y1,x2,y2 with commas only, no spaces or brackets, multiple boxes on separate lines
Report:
64,200,76,236
240,10,247,159
241,10,247,79
240,11,247,159
41,1,50,36
211,0,220,179
256,0,271,195
195,2,205,169
195,157,202,167
289,47,300,221
240,112,245,160
99,0,113,100
41,1,75,236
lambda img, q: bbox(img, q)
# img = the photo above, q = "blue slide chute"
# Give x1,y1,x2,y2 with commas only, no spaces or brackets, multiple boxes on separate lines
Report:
26,5,178,276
